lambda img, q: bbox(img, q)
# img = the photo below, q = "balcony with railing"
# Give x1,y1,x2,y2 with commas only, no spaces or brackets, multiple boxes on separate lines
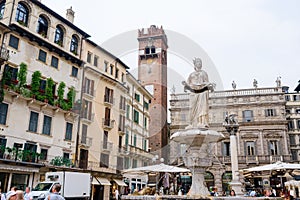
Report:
0,45,9,64
83,88,95,98
100,141,113,152
102,118,114,129
104,95,114,106
81,113,95,123
217,154,292,165
128,145,153,159
79,136,93,147
171,87,283,101
87,161,116,174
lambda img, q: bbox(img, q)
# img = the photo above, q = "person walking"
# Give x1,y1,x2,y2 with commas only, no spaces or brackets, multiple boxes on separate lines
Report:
24,187,32,200
0,189,6,200
45,184,65,200
115,189,119,200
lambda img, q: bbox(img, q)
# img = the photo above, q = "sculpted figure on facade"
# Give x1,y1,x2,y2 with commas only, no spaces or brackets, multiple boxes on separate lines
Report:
182,58,214,128
253,79,258,88
276,76,281,87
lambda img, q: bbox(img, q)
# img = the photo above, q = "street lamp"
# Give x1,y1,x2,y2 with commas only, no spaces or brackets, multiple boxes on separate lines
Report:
223,113,243,195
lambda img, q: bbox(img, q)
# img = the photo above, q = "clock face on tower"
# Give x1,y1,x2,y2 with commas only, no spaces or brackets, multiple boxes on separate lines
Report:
145,59,157,74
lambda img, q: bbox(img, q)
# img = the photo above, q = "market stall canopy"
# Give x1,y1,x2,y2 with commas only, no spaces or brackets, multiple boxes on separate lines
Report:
242,161,300,173
285,180,300,188
122,163,190,174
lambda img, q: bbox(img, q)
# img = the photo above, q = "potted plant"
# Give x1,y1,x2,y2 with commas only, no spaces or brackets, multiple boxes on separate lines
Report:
0,145,5,158
45,78,54,105
5,147,12,159
56,40,63,47
2,67,12,88
31,71,41,98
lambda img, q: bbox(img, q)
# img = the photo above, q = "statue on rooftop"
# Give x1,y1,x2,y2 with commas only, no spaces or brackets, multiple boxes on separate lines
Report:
253,79,258,88
276,76,281,87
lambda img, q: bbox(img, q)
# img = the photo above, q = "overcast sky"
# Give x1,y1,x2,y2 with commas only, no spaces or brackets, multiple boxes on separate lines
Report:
43,0,300,91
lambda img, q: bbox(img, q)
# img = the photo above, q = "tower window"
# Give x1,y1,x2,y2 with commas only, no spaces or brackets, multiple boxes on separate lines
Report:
151,46,155,54
145,47,150,54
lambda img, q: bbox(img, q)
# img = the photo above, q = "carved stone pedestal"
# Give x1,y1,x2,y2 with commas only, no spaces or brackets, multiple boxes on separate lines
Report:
171,129,224,197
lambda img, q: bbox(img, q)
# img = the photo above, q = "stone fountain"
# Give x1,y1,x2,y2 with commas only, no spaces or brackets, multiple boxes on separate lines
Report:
171,58,224,198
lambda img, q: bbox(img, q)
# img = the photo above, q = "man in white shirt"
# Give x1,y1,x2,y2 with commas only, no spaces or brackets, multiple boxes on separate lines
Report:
24,187,32,200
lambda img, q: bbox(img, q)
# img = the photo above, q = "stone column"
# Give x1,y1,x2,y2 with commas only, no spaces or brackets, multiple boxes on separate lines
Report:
223,114,243,196
229,131,243,195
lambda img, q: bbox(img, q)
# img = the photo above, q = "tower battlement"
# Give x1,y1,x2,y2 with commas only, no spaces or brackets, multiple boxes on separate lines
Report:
138,25,165,37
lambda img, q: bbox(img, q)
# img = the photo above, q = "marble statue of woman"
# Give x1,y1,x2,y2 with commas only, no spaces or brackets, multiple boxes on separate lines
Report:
182,58,214,129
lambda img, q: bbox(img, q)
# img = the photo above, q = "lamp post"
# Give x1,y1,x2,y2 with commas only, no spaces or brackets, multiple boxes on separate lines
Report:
223,113,243,195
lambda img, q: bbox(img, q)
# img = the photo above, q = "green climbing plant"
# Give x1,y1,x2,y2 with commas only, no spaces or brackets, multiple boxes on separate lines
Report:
57,81,65,107
66,86,75,110
17,62,27,90
45,78,54,105
31,71,41,98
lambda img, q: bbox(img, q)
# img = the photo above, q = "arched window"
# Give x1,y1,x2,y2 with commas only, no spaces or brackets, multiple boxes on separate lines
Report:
151,46,155,54
37,15,48,37
15,2,29,26
145,47,150,54
0,1,6,19
54,25,64,46
204,171,215,191
222,172,232,193
70,35,78,54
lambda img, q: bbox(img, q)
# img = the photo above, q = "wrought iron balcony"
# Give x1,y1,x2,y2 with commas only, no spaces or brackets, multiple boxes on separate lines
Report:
79,136,92,147
100,141,113,152
104,95,114,105
102,118,114,129
0,45,9,64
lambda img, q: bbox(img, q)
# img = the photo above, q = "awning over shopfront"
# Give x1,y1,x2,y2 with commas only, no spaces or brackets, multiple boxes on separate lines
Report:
242,161,300,173
113,179,127,186
0,164,39,172
92,177,111,185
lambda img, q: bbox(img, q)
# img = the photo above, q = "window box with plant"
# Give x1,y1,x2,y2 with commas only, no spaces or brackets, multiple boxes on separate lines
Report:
71,50,78,56
17,20,26,26
55,40,63,47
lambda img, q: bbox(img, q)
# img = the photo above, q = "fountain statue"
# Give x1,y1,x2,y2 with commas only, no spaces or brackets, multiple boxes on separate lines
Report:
171,58,224,197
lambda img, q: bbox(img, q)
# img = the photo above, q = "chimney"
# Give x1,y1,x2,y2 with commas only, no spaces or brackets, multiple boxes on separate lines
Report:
66,6,75,23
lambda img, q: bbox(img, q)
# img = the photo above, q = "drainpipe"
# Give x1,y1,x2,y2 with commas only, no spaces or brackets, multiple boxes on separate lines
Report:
74,37,86,167
9,0,16,25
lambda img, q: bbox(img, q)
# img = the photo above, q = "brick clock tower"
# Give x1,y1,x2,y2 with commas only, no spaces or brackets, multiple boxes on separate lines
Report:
138,25,168,161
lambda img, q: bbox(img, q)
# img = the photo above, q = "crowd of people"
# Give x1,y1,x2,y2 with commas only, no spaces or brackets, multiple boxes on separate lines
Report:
0,184,65,200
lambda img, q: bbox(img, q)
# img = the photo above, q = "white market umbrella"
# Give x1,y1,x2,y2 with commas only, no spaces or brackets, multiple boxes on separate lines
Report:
243,161,300,173
122,163,190,174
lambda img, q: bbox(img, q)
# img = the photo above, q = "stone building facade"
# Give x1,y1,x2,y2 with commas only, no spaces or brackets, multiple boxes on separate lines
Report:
0,1,154,198
285,83,300,162
170,86,291,192
137,25,169,160
123,72,153,192
0,0,89,192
